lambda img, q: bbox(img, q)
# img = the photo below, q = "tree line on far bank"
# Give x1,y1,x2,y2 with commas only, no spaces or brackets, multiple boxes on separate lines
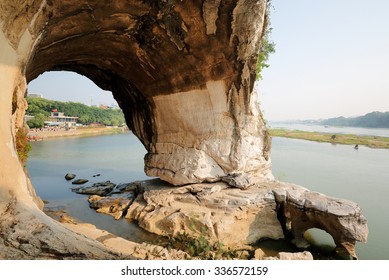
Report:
26,97,125,128
319,111,389,128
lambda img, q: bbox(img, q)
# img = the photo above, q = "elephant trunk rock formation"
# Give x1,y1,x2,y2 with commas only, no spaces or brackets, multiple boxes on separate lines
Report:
0,0,367,259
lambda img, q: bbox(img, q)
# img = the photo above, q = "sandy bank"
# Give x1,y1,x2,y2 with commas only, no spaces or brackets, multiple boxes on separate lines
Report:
270,128,389,149
28,126,128,141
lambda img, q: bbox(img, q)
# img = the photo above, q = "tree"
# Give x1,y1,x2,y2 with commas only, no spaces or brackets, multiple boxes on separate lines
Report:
78,114,91,124
256,1,276,80
110,117,120,127
256,28,275,80
27,114,46,128
26,97,126,126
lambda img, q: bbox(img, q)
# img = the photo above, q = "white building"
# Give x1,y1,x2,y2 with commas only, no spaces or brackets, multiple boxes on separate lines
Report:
45,111,78,127
27,93,43,98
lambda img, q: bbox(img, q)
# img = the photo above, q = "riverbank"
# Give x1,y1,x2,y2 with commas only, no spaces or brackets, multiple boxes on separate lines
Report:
28,126,128,141
270,128,389,149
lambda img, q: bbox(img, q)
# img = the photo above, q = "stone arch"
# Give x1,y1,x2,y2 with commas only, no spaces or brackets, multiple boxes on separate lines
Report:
304,228,336,250
0,0,272,258
23,0,272,186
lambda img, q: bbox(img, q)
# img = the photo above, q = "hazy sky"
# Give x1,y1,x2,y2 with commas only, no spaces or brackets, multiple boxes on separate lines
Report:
28,0,389,121
258,0,389,121
28,71,116,107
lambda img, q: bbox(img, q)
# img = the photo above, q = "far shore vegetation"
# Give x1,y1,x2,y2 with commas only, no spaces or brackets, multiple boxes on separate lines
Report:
291,111,389,129
270,128,389,149
26,97,125,128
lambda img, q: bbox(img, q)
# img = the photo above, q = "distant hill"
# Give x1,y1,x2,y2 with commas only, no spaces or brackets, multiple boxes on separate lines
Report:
318,112,389,128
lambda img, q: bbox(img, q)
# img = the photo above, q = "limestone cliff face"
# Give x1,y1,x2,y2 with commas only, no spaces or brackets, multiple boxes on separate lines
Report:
21,0,272,185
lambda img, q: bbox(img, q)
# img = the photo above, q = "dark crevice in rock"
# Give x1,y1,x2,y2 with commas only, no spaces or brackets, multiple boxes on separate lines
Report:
135,14,158,49
110,75,157,150
275,201,293,241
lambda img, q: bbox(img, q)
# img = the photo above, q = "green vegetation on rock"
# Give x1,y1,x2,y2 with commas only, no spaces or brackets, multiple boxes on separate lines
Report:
256,0,276,80
160,232,238,260
15,126,31,165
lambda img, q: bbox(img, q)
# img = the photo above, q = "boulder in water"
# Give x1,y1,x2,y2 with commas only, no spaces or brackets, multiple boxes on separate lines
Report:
65,173,76,180
71,179,89,185
72,181,115,195
88,192,136,220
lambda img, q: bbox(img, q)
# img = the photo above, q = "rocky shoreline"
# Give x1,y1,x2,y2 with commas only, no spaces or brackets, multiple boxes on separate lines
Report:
44,198,314,260
64,174,368,260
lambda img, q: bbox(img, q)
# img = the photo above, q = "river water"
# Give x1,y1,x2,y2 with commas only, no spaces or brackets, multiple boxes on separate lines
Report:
27,132,389,259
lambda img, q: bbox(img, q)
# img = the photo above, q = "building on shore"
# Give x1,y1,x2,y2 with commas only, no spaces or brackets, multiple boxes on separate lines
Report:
45,111,78,128
27,93,44,98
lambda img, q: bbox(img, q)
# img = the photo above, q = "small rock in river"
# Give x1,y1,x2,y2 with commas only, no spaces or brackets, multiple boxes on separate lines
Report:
65,173,76,180
71,179,89,185
110,182,142,195
71,181,115,195
88,192,135,220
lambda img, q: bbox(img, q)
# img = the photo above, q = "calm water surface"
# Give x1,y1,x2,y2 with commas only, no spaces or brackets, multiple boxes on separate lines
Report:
27,133,157,243
27,133,389,259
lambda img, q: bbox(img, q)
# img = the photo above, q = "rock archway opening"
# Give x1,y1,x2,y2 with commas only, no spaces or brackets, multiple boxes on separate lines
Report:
26,70,159,242
304,228,336,251
28,71,116,107
22,0,274,187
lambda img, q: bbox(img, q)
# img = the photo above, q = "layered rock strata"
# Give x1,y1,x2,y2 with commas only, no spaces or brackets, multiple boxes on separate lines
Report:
80,179,367,258
273,188,368,259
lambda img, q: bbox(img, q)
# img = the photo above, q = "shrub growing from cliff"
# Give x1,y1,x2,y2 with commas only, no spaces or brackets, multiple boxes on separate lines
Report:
15,126,31,165
256,0,275,80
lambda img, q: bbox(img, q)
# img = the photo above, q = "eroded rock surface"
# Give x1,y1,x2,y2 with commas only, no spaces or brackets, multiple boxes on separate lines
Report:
88,193,135,220
122,179,368,258
265,251,314,260
0,196,122,259
126,179,283,246
72,181,116,196
273,188,368,259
